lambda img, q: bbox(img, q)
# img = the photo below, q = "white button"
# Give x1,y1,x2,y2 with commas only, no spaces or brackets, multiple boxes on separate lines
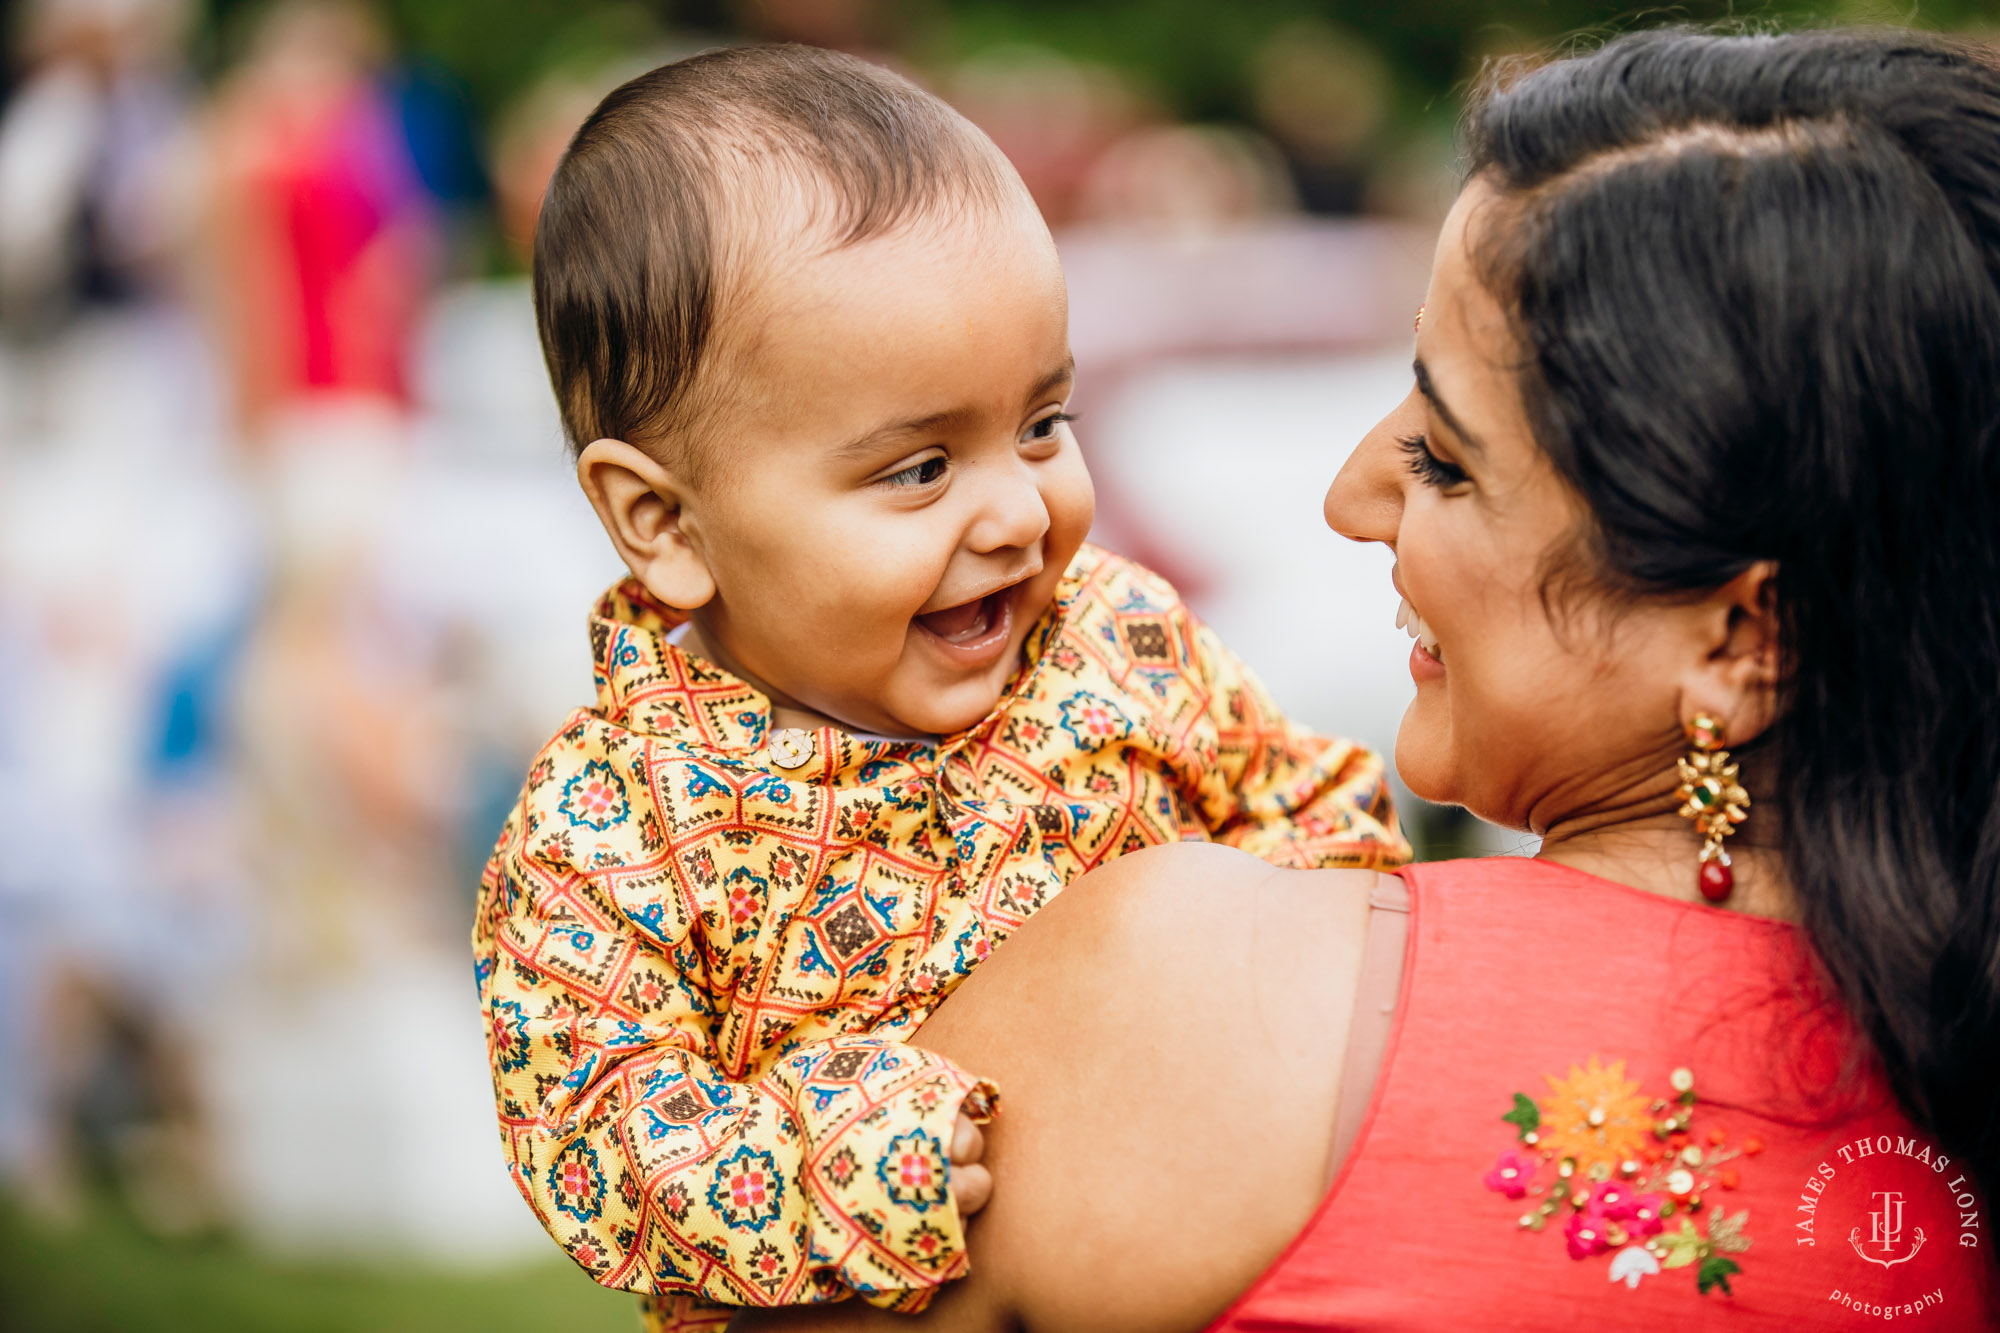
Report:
768,728,815,770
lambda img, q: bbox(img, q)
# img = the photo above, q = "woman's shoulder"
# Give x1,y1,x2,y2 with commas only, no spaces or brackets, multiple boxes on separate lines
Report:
735,846,1380,1333
918,846,1379,1331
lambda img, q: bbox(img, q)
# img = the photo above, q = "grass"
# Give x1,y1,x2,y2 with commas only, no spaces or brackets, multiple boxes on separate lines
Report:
0,1198,641,1333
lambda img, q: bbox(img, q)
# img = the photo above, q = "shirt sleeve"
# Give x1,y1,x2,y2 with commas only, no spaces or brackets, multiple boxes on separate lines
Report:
473,763,996,1322
1184,617,1410,868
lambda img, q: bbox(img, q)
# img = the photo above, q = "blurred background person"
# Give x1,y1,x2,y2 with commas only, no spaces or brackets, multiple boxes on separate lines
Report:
203,0,434,444
0,0,197,333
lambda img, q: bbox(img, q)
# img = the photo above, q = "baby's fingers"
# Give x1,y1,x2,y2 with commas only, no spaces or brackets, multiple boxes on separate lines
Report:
951,1160,993,1216
949,1111,986,1164
949,1111,992,1215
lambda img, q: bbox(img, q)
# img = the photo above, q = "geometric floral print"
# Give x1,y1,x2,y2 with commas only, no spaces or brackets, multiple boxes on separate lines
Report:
558,759,629,831
705,1144,786,1233
473,544,1407,1332
876,1129,951,1213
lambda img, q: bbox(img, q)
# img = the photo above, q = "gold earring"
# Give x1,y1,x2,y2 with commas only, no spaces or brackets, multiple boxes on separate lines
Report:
1413,302,1426,334
1675,714,1750,902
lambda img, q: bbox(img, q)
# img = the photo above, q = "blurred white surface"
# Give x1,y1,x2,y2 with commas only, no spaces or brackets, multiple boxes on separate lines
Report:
1086,350,1415,759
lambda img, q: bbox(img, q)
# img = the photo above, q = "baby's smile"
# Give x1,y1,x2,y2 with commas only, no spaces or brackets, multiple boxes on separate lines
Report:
912,566,1040,672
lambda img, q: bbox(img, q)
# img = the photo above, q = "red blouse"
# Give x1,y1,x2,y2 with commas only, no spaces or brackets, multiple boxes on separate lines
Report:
1208,857,1994,1331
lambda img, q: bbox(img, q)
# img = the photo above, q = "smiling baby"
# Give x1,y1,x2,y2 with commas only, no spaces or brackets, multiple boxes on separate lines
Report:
471,43,1407,1333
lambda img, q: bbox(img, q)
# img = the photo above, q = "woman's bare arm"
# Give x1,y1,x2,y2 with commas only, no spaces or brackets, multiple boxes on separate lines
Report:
734,842,1375,1333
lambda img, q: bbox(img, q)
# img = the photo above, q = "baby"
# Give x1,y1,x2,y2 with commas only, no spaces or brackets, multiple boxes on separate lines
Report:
472,44,1406,1333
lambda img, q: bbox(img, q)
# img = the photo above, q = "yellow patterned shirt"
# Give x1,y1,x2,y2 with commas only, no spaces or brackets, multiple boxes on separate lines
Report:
472,545,1405,1331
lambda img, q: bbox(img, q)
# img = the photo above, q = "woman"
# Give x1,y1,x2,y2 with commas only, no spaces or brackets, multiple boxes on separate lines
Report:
744,26,1999,1330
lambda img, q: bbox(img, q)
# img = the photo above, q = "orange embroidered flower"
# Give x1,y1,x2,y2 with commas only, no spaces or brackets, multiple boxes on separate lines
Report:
1538,1057,1652,1174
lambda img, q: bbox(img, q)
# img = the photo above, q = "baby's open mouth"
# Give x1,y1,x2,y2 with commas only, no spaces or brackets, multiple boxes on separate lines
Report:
916,590,1009,646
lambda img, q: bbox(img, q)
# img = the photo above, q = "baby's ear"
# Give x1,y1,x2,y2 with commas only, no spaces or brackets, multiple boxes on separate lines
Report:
576,439,717,610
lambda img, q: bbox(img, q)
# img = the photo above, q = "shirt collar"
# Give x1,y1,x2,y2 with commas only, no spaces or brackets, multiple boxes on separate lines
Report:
588,565,1078,764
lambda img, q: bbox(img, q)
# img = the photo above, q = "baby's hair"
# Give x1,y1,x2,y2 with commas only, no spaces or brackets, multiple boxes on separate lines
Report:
534,44,1018,470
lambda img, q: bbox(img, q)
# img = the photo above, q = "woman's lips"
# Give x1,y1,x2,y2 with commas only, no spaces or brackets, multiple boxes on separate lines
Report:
1396,592,1445,682
914,589,1015,667
1395,594,1443,662
1409,636,1445,682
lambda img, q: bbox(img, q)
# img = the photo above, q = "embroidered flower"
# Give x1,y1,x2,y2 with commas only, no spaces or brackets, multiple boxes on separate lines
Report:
1537,1057,1652,1176
1624,1192,1667,1239
1484,1150,1535,1199
1587,1181,1662,1236
1488,1062,1753,1298
1608,1244,1660,1289
1565,1209,1612,1260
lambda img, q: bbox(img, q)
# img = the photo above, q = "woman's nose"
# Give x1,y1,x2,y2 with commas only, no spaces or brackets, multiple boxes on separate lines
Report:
1324,385,1421,546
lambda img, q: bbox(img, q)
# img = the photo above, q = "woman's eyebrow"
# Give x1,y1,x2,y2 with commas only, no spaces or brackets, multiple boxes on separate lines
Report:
1413,358,1489,460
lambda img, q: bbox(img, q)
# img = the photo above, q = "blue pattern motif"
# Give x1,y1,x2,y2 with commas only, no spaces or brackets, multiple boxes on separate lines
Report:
559,759,631,831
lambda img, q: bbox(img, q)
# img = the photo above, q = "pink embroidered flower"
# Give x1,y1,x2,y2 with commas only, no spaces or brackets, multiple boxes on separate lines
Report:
1585,1181,1666,1239
1590,1182,1636,1218
1565,1209,1612,1260
1624,1192,1667,1239
1483,1150,1534,1200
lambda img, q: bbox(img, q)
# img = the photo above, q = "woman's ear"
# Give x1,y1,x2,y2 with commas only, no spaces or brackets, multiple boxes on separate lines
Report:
576,439,717,611
1683,560,1781,744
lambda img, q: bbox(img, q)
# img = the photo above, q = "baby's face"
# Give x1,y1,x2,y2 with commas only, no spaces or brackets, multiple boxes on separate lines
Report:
682,203,1093,737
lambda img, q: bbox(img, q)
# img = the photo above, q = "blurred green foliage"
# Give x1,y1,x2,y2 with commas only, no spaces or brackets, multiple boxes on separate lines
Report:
189,0,2000,128
933,0,2000,122
0,1197,638,1333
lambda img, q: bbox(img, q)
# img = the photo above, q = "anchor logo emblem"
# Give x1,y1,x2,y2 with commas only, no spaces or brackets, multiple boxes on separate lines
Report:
1849,1190,1927,1268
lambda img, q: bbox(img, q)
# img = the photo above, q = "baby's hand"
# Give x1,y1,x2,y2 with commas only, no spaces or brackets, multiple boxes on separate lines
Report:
949,1111,992,1216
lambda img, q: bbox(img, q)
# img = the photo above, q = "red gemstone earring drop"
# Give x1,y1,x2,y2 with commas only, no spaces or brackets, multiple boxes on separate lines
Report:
1674,714,1751,902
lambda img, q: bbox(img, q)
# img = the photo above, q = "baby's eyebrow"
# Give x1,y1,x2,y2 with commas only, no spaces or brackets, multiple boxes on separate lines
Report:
832,407,974,459
831,357,1077,459
1025,355,1076,406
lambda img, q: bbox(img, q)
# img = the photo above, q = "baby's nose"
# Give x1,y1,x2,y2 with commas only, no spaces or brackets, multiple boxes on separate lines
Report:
967,469,1052,554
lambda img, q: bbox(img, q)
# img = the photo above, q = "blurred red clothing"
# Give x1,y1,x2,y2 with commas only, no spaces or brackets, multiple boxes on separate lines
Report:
209,26,430,436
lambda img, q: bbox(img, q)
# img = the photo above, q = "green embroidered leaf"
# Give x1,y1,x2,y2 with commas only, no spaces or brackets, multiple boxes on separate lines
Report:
1696,1253,1742,1296
1657,1219,1706,1270
1501,1093,1540,1139
1707,1208,1752,1254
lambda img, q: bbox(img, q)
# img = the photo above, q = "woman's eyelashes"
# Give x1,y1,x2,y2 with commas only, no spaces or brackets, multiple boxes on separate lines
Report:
1398,432,1470,489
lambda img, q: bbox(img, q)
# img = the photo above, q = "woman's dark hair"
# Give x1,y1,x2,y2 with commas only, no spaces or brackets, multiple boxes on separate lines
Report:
1466,28,2000,1215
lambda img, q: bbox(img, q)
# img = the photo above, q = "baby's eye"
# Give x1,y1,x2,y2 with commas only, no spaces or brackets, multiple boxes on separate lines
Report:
885,455,948,487
1023,411,1077,443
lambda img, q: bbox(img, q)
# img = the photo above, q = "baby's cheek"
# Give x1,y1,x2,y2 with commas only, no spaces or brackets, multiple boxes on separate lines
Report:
1045,456,1096,553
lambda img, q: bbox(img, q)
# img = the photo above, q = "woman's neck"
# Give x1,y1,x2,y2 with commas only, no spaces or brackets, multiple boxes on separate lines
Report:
1536,810,1795,921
